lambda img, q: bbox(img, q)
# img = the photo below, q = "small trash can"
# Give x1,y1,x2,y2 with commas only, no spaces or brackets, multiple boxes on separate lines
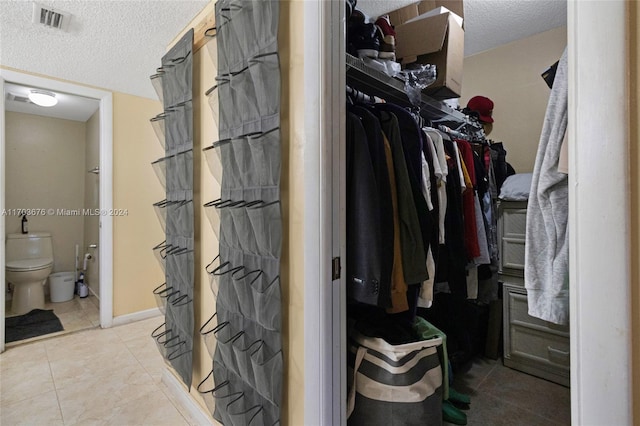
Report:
49,272,75,303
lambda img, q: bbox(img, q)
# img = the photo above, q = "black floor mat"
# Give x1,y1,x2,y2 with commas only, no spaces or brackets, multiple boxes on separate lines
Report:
5,309,64,343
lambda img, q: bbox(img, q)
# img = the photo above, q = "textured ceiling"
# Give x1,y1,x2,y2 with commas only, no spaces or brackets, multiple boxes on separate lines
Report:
359,0,567,56
0,0,209,100
0,0,566,104
5,82,99,122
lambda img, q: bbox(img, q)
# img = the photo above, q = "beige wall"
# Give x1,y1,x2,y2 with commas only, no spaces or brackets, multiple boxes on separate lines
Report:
5,112,86,274
84,110,100,295
461,26,567,173
630,1,639,423
280,1,305,424
112,92,165,317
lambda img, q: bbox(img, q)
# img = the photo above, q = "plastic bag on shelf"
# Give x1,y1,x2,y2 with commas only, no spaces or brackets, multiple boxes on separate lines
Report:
362,57,401,78
399,64,437,106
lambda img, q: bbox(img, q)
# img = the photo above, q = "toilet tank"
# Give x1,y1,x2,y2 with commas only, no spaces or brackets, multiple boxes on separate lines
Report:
6,233,53,262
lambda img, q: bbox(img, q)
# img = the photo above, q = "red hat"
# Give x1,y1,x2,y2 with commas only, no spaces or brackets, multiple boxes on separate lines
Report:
467,96,494,123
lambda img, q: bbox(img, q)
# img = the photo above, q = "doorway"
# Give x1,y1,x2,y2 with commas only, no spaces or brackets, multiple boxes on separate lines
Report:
0,69,114,352
302,0,633,425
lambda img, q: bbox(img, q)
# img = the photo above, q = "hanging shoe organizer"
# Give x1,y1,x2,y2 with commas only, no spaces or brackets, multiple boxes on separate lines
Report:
198,1,283,424
149,29,195,388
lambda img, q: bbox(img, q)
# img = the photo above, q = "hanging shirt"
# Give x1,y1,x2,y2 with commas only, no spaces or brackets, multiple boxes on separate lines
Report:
345,112,385,306
417,246,436,308
381,132,409,313
351,106,394,308
425,128,448,244
421,153,434,211
435,140,468,299
473,194,491,265
456,139,481,260
376,110,429,285
452,142,466,192
458,148,472,191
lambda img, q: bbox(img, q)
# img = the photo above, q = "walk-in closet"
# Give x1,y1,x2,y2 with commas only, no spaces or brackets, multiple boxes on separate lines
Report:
343,1,569,424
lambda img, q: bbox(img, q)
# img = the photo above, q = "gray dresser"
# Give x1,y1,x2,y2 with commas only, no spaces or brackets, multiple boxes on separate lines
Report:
498,200,570,387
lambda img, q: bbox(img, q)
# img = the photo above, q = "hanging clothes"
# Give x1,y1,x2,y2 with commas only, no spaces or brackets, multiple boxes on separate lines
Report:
472,150,491,266
435,139,468,300
375,103,435,268
525,48,569,325
455,139,481,261
418,131,441,309
376,110,429,287
351,106,395,304
346,111,391,307
424,128,448,245
381,131,409,313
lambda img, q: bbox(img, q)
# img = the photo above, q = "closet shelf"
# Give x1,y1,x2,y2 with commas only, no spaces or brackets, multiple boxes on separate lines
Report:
346,53,479,130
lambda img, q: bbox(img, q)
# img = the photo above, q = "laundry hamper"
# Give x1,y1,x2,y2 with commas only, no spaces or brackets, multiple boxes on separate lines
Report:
347,329,443,425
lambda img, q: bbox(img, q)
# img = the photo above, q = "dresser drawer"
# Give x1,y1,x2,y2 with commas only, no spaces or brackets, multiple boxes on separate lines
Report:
503,283,570,386
498,201,528,277
510,323,570,367
507,285,570,334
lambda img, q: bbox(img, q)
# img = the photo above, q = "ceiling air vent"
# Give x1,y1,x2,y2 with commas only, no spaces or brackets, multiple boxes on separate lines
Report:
6,93,32,104
32,3,72,31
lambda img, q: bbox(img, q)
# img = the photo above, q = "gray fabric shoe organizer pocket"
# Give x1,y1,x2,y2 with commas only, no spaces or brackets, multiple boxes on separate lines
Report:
153,282,192,314
149,29,194,388
200,2,282,421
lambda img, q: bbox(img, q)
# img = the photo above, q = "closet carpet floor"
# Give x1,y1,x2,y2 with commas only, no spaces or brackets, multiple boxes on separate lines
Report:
446,357,571,426
0,316,201,426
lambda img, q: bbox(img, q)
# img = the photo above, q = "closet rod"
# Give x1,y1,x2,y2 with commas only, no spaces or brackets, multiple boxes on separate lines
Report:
346,85,385,104
438,124,467,139
346,53,479,130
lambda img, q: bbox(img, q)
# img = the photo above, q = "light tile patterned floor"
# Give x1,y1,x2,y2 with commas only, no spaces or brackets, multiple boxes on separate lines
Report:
5,294,101,346
0,317,195,426
2,313,570,425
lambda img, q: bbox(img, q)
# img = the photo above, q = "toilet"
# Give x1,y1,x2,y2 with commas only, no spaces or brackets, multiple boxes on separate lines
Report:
6,232,54,315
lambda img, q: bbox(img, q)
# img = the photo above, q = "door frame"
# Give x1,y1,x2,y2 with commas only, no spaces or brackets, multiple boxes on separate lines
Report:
303,0,633,424
303,0,346,424
567,0,632,423
0,69,114,352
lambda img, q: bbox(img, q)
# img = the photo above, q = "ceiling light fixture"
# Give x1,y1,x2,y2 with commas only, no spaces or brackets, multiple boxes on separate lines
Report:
28,90,58,107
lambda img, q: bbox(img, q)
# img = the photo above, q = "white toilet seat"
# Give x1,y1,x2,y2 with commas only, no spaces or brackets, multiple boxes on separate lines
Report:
6,258,54,272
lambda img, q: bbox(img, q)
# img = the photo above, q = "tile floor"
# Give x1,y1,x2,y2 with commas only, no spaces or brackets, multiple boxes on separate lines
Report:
445,357,571,425
0,316,200,426
2,314,571,426
5,294,100,346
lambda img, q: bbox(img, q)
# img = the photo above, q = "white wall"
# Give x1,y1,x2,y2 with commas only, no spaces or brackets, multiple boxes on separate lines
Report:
5,112,86,274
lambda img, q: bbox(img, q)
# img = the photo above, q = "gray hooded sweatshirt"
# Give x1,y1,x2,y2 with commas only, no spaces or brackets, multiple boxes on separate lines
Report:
525,48,569,325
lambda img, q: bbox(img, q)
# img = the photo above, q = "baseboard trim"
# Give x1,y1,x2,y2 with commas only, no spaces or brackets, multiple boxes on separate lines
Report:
112,307,162,327
161,369,213,425
88,285,100,300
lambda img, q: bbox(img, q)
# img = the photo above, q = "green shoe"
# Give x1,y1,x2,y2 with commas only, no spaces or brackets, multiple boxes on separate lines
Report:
449,387,471,405
443,400,467,425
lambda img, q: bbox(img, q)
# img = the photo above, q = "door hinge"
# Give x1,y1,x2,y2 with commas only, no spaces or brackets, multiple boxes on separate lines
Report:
332,257,341,280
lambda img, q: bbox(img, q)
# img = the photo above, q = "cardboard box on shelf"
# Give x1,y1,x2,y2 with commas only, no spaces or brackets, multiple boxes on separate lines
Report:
387,0,464,27
391,3,465,99
406,6,463,27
